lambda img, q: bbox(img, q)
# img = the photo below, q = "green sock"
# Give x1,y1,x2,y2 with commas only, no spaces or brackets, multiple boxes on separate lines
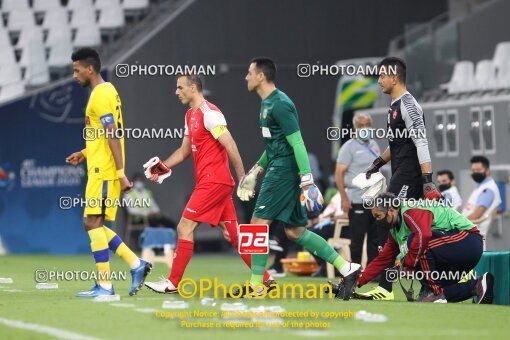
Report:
295,229,346,269
250,254,269,285
332,255,348,272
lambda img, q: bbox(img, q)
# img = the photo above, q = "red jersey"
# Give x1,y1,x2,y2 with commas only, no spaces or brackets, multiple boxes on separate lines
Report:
184,101,234,187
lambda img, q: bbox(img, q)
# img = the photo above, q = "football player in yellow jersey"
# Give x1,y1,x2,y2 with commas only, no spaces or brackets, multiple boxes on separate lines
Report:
65,48,152,297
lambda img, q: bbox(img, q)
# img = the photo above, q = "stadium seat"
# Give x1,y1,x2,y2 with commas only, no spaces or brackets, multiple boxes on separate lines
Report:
33,0,64,12
0,26,15,60
442,61,475,94
69,4,101,48
67,0,94,10
73,26,101,48
42,8,70,30
0,0,30,12
15,26,43,50
0,47,17,68
0,50,17,72
122,0,150,21
0,59,25,102
0,60,22,86
0,80,25,103
17,28,50,86
122,0,150,11
495,61,510,89
95,0,120,10
474,60,497,91
492,41,510,73
70,6,97,28
46,29,73,68
73,26,101,49
6,9,36,32
96,0,126,30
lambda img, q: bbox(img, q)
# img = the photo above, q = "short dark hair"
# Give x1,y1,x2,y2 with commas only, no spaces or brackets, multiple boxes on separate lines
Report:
179,74,203,92
373,192,400,212
379,57,406,84
250,57,276,82
71,48,101,73
470,156,490,168
437,170,454,180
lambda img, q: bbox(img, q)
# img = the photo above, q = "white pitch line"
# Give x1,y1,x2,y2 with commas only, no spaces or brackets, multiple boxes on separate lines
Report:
0,317,99,340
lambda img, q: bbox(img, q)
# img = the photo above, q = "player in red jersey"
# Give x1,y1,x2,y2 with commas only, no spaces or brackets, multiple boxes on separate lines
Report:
144,74,274,294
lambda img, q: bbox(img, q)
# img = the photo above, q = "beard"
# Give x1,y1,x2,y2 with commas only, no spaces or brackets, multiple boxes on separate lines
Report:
375,213,396,230
80,78,91,88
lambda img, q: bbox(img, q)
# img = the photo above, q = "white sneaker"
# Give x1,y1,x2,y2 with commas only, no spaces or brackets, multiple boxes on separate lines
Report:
144,276,178,294
339,262,361,277
245,284,266,298
267,268,286,278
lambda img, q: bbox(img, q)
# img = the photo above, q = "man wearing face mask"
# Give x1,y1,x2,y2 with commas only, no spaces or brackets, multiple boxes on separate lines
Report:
358,57,441,301
462,156,502,241
437,170,462,211
351,192,494,304
336,114,381,267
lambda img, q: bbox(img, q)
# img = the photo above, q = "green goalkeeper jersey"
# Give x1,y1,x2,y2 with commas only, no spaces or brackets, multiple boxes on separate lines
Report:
390,200,475,257
259,89,301,168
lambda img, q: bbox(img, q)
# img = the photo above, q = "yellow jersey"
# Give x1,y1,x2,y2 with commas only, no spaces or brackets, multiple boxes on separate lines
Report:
84,82,125,180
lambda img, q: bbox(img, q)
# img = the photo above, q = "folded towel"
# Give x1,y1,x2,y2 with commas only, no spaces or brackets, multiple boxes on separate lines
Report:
352,173,387,200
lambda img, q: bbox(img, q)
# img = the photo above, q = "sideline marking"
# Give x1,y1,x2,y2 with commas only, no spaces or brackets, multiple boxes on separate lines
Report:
0,317,98,340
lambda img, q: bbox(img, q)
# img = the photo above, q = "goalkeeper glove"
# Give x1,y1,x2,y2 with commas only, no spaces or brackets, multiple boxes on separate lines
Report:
299,173,324,212
237,164,264,201
422,173,442,200
365,156,386,179
142,156,172,184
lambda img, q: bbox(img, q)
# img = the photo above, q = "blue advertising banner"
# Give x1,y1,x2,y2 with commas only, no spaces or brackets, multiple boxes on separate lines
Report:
0,77,103,254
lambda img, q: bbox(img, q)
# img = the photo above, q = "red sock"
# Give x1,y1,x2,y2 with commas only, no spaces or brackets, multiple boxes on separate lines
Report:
168,239,194,286
224,220,270,282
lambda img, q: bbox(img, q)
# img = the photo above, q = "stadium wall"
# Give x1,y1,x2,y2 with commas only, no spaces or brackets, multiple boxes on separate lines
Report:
0,79,91,254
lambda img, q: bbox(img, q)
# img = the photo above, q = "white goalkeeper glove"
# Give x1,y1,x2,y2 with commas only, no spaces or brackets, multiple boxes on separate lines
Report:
299,173,324,212
237,164,264,201
142,156,172,184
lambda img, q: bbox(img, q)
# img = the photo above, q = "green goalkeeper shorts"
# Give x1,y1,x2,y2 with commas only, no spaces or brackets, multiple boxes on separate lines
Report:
253,165,308,227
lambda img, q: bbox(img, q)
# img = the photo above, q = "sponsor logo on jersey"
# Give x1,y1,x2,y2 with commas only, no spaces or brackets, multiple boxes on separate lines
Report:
397,185,409,198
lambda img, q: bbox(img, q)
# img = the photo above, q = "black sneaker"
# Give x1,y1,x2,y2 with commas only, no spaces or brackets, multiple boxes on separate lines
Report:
474,272,494,304
416,285,434,302
263,279,279,293
339,265,361,301
325,280,340,295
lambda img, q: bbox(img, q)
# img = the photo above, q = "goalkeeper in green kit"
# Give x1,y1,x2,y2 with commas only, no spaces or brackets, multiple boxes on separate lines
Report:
236,57,361,300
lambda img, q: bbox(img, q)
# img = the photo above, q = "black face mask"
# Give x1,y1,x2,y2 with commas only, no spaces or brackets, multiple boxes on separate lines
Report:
375,213,395,230
472,172,486,183
438,183,451,192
